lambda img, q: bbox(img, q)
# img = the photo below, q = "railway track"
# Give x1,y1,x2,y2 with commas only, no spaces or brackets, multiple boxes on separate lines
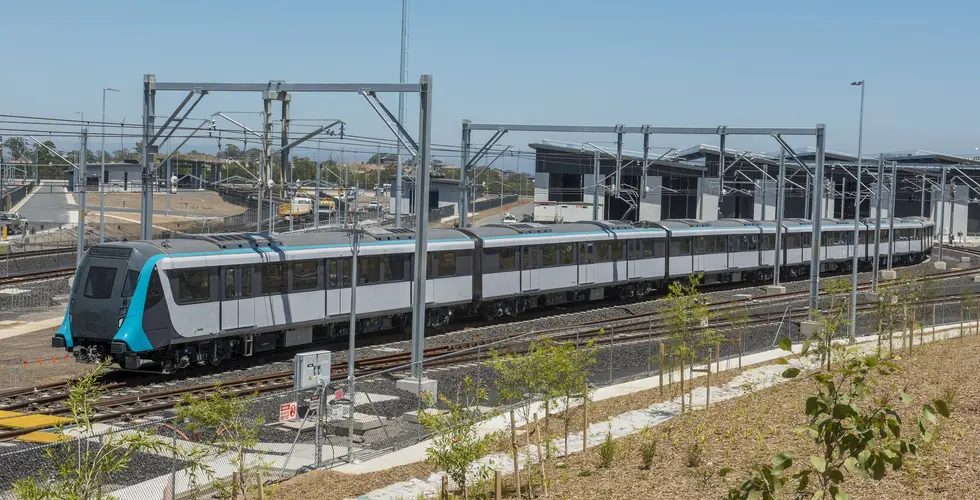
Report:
0,255,973,441
0,267,74,287
1,248,77,261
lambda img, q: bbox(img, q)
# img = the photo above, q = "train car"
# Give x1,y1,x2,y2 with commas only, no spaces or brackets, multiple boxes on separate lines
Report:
53,217,935,372
54,228,475,372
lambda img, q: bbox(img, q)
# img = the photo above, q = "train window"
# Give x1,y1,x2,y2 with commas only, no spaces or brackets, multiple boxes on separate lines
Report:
84,266,117,299
611,241,625,260
500,248,517,270
760,234,775,251
225,268,237,298
292,261,319,291
437,252,457,277
384,255,407,281
785,234,799,249
521,247,537,269
670,237,691,256
596,242,611,262
327,259,351,287
542,245,558,267
654,239,667,258
426,253,436,278
802,233,811,248
881,230,889,242
641,240,655,258
121,270,140,298
358,257,382,285
579,242,595,264
559,244,575,266
242,267,253,297
176,269,210,304
694,236,707,255
261,263,288,295
144,268,163,310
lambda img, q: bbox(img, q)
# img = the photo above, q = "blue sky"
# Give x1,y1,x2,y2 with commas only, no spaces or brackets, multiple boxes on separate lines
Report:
2,0,978,169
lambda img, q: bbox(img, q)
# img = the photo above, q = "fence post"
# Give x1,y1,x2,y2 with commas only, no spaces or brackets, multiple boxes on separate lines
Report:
582,382,589,451
715,343,720,373
441,474,449,500
705,358,711,408
680,354,685,413
738,331,743,369
534,413,547,497
510,408,521,499
647,320,653,373
257,471,265,500
658,341,664,397
494,469,502,500
231,472,239,500
171,432,178,500
608,324,614,383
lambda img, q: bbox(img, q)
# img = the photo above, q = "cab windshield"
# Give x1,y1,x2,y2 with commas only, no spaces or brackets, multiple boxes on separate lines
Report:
84,267,117,299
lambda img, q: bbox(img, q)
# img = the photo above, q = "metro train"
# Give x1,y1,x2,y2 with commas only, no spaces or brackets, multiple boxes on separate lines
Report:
52,217,935,372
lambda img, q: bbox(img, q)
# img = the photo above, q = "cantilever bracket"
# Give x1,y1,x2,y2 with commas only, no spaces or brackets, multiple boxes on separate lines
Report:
771,134,814,179
360,91,418,158
465,129,507,170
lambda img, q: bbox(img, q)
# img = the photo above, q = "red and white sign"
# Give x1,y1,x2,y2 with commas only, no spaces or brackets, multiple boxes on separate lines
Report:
279,402,297,422
335,389,344,401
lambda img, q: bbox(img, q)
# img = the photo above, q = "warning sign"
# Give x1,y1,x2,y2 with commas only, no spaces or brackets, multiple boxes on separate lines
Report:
279,402,297,422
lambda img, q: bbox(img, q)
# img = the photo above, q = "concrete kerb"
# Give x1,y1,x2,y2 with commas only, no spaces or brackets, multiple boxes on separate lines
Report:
338,320,977,500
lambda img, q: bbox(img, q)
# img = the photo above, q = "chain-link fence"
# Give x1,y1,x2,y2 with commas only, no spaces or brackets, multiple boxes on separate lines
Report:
1,282,977,499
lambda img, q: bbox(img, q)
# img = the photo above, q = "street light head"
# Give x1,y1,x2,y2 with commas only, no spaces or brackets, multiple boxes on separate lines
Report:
105,87,120,92
850,81,864,86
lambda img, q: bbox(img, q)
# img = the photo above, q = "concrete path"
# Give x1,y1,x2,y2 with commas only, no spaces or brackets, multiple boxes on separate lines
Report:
0,316,63,341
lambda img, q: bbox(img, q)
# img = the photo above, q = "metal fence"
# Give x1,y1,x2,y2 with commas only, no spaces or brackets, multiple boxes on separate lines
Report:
1,284,977,499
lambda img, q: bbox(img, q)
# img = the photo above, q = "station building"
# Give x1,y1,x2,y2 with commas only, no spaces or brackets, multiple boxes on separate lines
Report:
530,140,980,240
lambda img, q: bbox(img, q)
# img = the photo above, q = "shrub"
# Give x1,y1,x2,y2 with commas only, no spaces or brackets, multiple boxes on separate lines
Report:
598,430,616,468
640,430,659,470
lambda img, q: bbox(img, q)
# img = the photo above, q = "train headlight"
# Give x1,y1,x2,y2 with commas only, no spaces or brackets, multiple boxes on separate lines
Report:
118,317,124,327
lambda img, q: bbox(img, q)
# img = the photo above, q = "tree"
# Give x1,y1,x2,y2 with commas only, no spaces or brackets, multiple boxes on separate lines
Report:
550,339,597,454
176,389,265,499
722,340,950,500
36,140,60,165
487,339,564,495
112,149,130,161
418,377,498,499
3,137,27,160
14,361,209,500
811,277,852,370
664,273,713,411
221,143,242,159
291,157,316,181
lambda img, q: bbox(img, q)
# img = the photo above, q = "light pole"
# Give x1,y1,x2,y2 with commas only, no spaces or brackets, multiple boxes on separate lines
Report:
100,87,120,243
848,80,864,343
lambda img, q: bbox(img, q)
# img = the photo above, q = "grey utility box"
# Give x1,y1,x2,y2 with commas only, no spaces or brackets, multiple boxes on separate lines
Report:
294,350,332,390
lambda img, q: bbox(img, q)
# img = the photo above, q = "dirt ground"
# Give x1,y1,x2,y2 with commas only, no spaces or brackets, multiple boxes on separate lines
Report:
0,326,89,388
270,333,980,500
73,191,245,216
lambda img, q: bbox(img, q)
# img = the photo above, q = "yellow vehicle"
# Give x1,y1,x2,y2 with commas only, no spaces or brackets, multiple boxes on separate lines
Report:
279,196,337,220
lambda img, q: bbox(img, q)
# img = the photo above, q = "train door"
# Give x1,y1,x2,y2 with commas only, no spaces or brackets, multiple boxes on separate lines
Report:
221,266,255,330
237,267,255,327
578,242,595,284
521,246,540,292
329,259,350,315
220,268,240,331
626,240,637,279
